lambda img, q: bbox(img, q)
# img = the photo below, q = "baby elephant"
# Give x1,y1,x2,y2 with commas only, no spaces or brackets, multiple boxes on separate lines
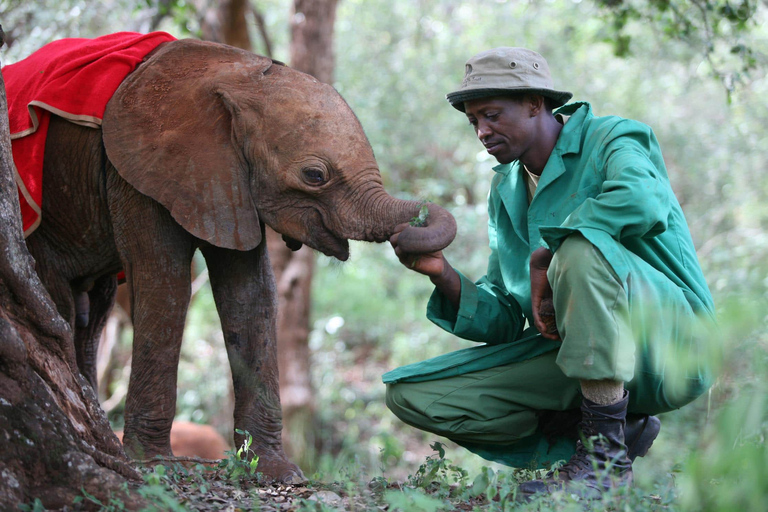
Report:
10,35,455,483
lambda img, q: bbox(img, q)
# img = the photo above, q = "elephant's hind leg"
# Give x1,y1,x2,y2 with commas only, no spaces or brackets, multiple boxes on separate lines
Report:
74,274,118,391
201,242,305,484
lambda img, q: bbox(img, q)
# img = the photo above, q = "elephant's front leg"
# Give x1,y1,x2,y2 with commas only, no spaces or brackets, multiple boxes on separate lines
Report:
109,181,196,460
201,242,304,484
120,252,193,459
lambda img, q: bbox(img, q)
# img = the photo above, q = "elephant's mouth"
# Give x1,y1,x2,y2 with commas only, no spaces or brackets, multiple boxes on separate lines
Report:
304,209,350,261
283,232,349,261
318,235,349,261
278,210,350,261
282,234,303,252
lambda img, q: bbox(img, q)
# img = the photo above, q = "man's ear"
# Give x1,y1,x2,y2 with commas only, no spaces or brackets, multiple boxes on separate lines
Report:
528,94,545,117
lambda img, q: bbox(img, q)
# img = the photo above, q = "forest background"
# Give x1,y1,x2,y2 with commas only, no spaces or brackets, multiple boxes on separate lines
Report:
2,0,767,510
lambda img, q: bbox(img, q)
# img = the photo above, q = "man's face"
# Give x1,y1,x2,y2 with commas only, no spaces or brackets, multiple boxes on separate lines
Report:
464,96,536,165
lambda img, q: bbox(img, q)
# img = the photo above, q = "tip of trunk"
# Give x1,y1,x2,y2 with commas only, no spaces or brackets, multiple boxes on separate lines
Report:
396,203,457,254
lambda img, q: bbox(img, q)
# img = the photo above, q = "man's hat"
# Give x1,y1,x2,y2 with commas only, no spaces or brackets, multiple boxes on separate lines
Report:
446,47,572,112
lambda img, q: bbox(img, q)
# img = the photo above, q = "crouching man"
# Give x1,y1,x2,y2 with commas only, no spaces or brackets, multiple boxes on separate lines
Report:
386,47,716,499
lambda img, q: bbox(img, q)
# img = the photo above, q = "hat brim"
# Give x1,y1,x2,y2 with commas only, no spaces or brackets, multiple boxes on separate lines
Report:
446,88,573,112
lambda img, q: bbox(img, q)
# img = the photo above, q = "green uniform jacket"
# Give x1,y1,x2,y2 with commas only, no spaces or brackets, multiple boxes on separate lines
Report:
384,102,714,386
428,101,714,341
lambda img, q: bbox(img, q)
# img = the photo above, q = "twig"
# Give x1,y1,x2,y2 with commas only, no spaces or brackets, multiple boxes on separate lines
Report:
136,455,222,466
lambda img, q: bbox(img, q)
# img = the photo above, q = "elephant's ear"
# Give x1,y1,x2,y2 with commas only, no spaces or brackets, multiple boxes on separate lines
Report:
103,39,274,251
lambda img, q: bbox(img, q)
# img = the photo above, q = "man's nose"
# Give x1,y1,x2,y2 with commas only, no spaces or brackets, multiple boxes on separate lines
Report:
476,121,492,140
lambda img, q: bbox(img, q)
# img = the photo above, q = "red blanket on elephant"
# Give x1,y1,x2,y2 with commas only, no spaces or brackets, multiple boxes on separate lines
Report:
4,31,176,236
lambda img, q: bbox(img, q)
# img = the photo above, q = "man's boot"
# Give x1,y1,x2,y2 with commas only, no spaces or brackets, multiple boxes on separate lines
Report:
626,413,661,460
539,408,660,463
519,391,633,500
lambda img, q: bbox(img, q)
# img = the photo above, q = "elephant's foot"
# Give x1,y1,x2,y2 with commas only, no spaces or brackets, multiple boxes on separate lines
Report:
249,450,306,484
121,431,173,461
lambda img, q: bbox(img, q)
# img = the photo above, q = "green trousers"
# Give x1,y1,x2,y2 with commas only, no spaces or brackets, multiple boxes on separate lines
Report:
384,235,714,469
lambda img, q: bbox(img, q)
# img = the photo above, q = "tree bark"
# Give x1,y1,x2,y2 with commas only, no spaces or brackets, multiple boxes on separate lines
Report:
290,0,338,84
0,30,141,510
197,0,253,51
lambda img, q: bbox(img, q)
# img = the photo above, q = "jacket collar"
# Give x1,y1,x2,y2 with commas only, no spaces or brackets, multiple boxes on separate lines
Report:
488,102,593,245
553,101,591,156
531,101,592,195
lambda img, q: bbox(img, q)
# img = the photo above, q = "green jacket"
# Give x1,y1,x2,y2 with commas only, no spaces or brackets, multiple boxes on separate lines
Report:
426,102,715,345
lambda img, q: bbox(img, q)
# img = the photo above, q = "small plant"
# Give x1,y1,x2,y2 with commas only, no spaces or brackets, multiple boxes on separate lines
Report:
72,485,128,512
136,465,187,512
17,498,46,512
218,428,261,482
407,442,469,497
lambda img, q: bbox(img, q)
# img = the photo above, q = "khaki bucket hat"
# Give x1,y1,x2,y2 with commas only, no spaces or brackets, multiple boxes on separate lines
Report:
446,47,572,112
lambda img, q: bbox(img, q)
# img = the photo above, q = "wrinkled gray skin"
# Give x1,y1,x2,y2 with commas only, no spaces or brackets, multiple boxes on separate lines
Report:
23,39,456,483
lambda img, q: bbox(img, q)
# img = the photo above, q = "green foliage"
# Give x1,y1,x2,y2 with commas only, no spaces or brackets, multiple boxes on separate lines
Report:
17,498,46,512
137,465,188,512
674,297,768,511
407,442,468,491
384,487,451,512
595,0,766,95
217,429,261,483
409,202,431,227
73,484,128,512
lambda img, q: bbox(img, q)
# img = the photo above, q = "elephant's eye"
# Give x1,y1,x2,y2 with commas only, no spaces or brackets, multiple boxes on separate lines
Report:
301,167,326,186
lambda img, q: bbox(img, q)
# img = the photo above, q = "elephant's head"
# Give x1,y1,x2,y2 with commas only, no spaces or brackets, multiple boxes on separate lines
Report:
103,39,455,260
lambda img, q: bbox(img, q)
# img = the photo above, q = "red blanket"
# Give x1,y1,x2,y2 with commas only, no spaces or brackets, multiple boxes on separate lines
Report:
3,31,176,236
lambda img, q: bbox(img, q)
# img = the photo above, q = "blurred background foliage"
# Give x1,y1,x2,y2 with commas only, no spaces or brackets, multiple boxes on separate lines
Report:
2,0,767,509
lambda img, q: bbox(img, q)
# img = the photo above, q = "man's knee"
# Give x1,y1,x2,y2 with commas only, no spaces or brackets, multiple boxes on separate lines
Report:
549,234,594,278
385,382,432,430
548,234,618,291
384,383,408,418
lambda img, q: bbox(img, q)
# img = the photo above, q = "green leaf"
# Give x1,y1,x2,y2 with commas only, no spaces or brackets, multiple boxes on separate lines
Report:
249,455,260,473
429,441,445,459
409,203,430,227
471,471,490,497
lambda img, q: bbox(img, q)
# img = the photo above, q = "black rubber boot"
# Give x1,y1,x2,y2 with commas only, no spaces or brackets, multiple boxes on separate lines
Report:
519,391,634,500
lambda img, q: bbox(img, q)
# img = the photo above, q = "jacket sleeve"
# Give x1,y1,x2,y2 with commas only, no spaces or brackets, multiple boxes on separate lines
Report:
540,120,672,252
426,188,527,345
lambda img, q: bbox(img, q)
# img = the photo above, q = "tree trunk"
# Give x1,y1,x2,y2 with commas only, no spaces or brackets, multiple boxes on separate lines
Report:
0,30,141,510
290,0,338,84
197,0,253,51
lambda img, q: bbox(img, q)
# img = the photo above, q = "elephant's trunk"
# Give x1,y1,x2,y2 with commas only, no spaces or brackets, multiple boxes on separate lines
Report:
349,193,457,254
395,202,457,254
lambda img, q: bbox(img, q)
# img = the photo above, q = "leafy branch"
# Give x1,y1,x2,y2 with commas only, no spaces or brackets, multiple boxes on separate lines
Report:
595,0,765,98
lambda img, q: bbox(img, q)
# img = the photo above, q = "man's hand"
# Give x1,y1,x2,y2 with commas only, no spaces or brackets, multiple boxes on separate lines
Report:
390,223,461,309
530,247,560,340
389,223,447,278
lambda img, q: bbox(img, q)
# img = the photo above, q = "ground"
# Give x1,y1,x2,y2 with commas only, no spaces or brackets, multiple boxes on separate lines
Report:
44,444,671,512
